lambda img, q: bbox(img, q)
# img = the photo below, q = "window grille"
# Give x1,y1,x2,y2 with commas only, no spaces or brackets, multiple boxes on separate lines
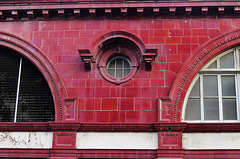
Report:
0,47,55,122
183,47,240,122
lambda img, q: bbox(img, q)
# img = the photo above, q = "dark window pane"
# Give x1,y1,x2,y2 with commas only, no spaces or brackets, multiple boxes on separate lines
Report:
220,52,234,68
204,98,219,120
0,48,20,122
223,99,237,120
116,69,122,78
116,59,122,68
185,99,201,120
203,75,218,96
17,58,55,122
222,75,236,96
189,78,200,96
207,61,217,69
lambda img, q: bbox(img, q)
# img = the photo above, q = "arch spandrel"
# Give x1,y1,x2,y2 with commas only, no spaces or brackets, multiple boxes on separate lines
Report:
0,32,67,122
170,29,240,122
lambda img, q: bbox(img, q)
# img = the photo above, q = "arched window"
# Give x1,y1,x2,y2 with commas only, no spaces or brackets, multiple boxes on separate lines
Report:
0,47,55,122
183,46,240,122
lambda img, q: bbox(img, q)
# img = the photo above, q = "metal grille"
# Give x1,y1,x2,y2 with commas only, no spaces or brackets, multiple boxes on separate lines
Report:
106,56,131,78
0,47,55,122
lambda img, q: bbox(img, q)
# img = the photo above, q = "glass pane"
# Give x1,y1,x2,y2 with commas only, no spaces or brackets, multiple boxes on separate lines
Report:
116,59,122,68
222,75,236,96
223,99,237,120
207,61,217,69
220,52,234,68
124,69,130,76
108,60,115,68
185,99,201,120
190,78,200,96
108,69,115,77
204,98,219,120
203,75,218,96
116,69,122,78
124,60,130,68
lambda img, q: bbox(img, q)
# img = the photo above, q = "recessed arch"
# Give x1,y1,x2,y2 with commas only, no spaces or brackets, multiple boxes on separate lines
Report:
90,31,147,61
0,32,67,122
170,29,240,122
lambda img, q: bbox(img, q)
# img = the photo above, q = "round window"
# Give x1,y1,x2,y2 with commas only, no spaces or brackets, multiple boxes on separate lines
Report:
106,56,132,78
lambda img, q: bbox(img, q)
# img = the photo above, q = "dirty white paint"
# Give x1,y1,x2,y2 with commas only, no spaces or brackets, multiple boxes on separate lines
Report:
0,132,53,148
76,132,158,149
183,133,240,149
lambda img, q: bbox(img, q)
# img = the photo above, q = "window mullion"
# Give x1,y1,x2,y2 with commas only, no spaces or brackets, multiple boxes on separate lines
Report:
200,75,204,121
237,73,240,121
218,74,223,121
14,57,22,123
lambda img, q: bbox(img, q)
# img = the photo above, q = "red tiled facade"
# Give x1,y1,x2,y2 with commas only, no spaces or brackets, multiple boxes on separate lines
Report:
1,0,240,158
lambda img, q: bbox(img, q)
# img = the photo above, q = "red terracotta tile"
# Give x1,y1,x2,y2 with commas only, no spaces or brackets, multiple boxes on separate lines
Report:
86,21,102,30
169,29,183,36
169,63,182,73
43,38,58,46
110,111,125,122
166,37,181,44
102,98,118,110
164,20,179,29
154,30,169,36
78,111,94,122
95,111,110,122
142,87,157,97
49,31,64,38
135,98,151,110
80,30,94,37
49,46,64,56
95,87,110,97
125,111,141,122
167,55,181,62
163,45,177,54
151,79,164,87
71,21,86,30
149,71,164,78
110,87,126,97
79,87,95,98
119,98,134,110
178,44,190,55
126,87,142,97
33,31,48,38
65,31,79,38
132,20,148,30
141,111,157,122
39,21,55,31
55,21,70,30
133,78,150,86
149,37,165,44
148,20,163,29
59,38,74,45
192,29,208,36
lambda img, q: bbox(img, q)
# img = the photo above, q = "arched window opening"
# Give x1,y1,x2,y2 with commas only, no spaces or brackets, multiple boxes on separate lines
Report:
183,46,240,122
0,47,55,122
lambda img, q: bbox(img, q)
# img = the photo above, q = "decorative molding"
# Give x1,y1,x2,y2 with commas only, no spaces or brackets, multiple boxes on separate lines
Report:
0,32,66,122
78,49,95,71
0,3,238,21
170,29,240,122
143,48,158,71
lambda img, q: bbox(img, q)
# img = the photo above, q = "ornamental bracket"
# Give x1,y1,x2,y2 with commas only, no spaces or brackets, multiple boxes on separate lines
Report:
143,48,158,71
78,49,95,71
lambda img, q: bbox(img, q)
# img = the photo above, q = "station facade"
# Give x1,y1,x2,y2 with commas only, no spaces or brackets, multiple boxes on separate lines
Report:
0,0,240,158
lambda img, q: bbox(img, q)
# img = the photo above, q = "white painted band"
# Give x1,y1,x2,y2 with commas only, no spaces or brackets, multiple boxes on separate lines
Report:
183,133,240,149
0,132,53,148
76,132,158,149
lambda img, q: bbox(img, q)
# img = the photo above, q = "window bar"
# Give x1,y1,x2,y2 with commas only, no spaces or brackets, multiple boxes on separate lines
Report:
200,75,204,121
14,57,22,122
218,75,223,121
236,73,240,121
122,59,124,78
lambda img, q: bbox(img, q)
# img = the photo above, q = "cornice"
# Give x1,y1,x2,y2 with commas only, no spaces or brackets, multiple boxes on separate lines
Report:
0,1,239,21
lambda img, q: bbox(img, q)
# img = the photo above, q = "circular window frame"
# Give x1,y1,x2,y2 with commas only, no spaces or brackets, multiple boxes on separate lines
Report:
98,47,139,84
106,55,132,78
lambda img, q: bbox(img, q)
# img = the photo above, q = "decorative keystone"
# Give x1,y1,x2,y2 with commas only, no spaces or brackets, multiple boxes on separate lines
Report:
143,48,157,71
79,49,95,71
